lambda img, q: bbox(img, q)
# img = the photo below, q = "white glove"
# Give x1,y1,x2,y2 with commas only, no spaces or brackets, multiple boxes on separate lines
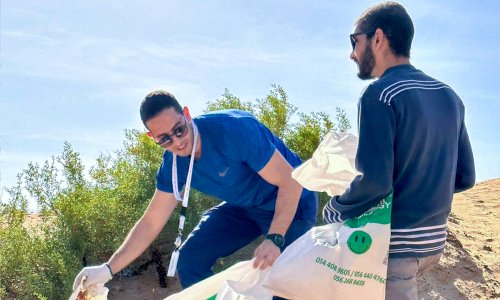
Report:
72,263,113,291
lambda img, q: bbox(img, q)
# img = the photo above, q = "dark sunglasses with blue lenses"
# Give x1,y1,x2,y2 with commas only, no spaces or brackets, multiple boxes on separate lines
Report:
156,120,189,147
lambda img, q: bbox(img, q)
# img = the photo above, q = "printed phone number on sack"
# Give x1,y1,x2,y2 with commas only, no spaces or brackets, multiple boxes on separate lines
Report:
315,257,385,285
333,274,365,286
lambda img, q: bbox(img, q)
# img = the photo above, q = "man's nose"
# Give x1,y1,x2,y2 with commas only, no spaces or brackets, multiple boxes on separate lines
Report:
171,135,184,148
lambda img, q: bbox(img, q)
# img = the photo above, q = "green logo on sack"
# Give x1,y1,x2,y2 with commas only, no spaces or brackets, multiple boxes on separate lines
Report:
347,230,372,254
344,192,393,228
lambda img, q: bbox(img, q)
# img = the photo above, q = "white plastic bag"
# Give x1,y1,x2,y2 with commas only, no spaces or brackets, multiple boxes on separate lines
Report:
263,194,392,300
68,276,108,300
165,260,272,300
292,131,359,197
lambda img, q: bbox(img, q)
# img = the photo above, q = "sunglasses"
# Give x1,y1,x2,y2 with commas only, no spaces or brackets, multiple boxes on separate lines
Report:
350,31,375,50
155,118,189,148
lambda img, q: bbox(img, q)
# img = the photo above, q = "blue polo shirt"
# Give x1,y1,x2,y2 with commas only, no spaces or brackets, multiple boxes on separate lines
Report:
156,110,317,216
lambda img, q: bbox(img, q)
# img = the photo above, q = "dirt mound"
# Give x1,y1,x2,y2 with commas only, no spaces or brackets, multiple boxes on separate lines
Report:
417,179,500,299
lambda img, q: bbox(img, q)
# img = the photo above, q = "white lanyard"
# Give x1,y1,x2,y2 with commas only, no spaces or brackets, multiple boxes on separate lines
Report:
168,121,198,277
171,121,198,246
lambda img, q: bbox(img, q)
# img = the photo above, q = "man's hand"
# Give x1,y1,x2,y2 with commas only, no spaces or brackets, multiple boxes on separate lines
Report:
72,263,113,291
253,239,281,270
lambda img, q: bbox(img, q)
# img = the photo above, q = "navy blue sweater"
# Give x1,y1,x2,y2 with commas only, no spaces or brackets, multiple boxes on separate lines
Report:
323,64,475,258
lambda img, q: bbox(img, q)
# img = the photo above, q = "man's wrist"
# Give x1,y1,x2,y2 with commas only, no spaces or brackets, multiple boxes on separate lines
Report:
105,263,114,277
265,233,285,248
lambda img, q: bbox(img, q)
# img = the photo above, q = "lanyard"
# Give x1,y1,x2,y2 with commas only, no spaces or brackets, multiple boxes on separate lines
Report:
171,121,198,249
167,121,198,277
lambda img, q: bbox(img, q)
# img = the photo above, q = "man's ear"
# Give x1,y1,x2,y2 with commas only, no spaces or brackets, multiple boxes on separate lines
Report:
374,28,386,50
183,106,192,121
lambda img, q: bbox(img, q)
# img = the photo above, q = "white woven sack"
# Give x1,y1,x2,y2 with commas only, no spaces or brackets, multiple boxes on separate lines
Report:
165,260,272,300
263,195,392,300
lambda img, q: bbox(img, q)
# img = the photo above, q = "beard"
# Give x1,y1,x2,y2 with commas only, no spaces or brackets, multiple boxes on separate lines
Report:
357,43,375,80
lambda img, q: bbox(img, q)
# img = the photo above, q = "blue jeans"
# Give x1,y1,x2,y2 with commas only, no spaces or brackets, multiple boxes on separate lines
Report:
386,253,442,300
176,199,317,289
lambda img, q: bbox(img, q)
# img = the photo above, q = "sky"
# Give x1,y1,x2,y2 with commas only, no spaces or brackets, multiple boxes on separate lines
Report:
1,0,499,199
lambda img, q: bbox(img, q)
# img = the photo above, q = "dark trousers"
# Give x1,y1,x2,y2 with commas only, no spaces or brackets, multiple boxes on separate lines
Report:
177,200,317,289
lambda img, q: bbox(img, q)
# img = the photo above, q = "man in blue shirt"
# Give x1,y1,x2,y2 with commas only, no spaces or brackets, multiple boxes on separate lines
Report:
73,90,317,291
322,2,475,300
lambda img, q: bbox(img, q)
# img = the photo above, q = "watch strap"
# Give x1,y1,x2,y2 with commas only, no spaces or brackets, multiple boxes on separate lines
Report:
266,233,285,248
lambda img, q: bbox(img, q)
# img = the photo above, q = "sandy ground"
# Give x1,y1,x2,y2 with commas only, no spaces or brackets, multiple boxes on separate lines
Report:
107,271,180,300
107,179,500,299
416,179,499,299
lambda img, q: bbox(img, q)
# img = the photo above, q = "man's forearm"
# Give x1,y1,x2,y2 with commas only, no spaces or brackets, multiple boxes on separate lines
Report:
268,180,303,235
107,216,164,274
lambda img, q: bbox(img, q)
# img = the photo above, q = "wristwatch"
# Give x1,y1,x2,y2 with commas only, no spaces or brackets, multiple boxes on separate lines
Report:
266,233,285,248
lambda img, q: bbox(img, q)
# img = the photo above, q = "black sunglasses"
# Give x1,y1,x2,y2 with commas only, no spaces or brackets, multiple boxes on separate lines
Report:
350,31,375,50
156,118,189,147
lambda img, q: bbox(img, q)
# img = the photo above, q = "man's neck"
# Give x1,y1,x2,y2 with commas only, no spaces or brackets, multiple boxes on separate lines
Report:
373,54,410,78
195,134,202,160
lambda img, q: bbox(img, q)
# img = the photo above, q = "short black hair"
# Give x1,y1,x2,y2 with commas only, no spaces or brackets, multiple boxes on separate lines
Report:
140,90,183,128
356,1,414,57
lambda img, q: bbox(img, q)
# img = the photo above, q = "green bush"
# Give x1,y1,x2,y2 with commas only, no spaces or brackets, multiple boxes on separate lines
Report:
0,136,160,299
0,214,79,299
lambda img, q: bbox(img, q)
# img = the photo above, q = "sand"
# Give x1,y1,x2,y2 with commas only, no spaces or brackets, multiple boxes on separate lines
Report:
106,179,500,299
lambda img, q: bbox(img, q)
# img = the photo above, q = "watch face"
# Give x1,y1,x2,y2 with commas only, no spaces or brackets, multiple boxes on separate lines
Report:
267,234,285,247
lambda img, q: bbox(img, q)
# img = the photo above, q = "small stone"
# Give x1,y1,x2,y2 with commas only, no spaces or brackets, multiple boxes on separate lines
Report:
482,245,493,252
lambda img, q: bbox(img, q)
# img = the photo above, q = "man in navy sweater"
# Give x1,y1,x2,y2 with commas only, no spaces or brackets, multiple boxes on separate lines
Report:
322,2,475,299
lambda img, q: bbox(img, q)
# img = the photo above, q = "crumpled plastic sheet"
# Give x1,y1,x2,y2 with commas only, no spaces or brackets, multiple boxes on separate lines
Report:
68,276,109,300
292,131,359,197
